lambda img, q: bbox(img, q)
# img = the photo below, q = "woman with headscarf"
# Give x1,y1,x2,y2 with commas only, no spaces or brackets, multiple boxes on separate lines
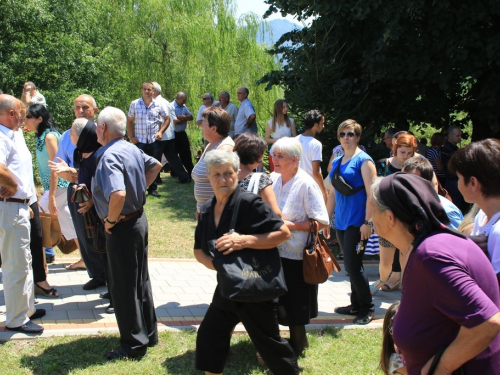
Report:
371,172,500,374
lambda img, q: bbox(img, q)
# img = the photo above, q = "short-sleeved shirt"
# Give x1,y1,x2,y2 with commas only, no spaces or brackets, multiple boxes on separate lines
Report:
234,98,257,135
218,102,239,138
271,168,329,260
154,96,177,141
296,134,322,178
128,97,168,144
238,173,272,194
172,100,193,132
426,147,445,179
194,186,284,307
54,129,76,167
92,138,158,219
330,151,373,230
473,210,500,275
31,92,46,107
196,105,207,124
393,232,500,374
438,195,463,230
0,125,34,200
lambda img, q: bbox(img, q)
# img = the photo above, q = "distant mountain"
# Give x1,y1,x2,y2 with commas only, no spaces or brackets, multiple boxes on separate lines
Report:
263,19,302,46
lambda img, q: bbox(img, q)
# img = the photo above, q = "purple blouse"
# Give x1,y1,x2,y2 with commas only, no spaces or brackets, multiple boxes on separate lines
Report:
393,232,500,374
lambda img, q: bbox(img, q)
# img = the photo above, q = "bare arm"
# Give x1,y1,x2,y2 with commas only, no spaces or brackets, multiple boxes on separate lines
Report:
145,161,162,188
259,185,282,217
45,133,60,214
156,116,170,140
284,219,328,232
291,120,297,137
312,160,327,203
127,116,138,144
360,159,376,240
246,114,256,128
194,249,215,270
215,223,290,255
48,158,78,183
421,312,500,375
264,123,274,144
0,164,18,196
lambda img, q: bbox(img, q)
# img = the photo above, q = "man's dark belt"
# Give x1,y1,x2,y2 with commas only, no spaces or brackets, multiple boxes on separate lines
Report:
2,198,29,204
120,208,143,223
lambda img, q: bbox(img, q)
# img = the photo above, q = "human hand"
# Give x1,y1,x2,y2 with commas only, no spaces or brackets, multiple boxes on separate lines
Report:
104,215,125,234
360,224,371,240
77,199,94,214
155,132,163,140
48,158,69,175
130,136,139,145
216,231,244,255
48,197,58,215
469,234,488,253
0,185,17,198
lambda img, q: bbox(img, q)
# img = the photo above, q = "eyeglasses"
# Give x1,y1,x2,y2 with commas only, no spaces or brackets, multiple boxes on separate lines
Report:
339,132,356,138
202,97,211,100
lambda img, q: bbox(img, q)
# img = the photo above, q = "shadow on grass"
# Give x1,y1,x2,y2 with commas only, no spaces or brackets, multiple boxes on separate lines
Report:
163,339,267,375
20,336,119,374
317,326,342,339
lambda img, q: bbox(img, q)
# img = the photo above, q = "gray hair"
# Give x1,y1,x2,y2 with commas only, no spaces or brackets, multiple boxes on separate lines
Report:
239,86,249,96
371,177,391,212
97,106,126,136
447,125,461,136
25,81,36,89
220,91,230,100
0,94,17,113
204,150,240,175
176,91,187,100
272,137,302,160
72,118,88,136
152,82,161,93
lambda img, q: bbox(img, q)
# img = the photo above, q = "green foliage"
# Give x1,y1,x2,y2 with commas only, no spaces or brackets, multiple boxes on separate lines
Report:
260,0,500,154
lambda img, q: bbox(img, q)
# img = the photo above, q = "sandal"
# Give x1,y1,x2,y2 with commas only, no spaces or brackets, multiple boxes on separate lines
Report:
381,278,401,292
370,272,393,295
35,284,59,298
65,259,86,270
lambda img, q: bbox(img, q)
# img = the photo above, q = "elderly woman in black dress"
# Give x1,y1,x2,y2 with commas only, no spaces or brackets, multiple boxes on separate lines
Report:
194,149,299,375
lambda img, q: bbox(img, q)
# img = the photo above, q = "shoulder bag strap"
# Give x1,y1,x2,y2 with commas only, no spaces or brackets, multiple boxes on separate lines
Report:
384,158,390,176
229,194,243,231
247,173,262,195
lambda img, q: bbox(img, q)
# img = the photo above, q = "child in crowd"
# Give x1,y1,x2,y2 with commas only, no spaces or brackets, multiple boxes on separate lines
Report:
380,302,407,375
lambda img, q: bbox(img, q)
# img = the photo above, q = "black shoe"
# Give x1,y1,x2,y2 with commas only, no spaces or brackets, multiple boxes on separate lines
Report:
45,255,55,264
99,292,110,299
334,305,360,316
156,178,163,185
30,309,46,320
6,320,44,333
105,305,115,314
353,310,375,325
83,278,106,290
105,347,144,361
148,190,160,197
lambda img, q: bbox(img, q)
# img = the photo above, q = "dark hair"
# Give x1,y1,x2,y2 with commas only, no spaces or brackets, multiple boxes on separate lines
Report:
28,104,58,137
402,156,434,182
303,109,323,130
202,106,230,136
233,133,267,165
380,302,400,375
430,132,445,147
449,138,500,198
384,127,399,138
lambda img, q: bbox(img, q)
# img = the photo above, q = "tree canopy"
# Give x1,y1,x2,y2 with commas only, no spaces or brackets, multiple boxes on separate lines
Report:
260,0,500,145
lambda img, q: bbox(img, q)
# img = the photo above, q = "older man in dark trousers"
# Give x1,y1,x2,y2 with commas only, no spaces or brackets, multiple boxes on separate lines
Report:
92,106,162,360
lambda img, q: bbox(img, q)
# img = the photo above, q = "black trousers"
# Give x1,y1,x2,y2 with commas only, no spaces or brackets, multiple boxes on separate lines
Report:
196,298,300,375
67,185,105,281
136,141,162,192
337,226,373,312
174,131,194,175
29,202,46,283
159,139,190,182
106,211,157,356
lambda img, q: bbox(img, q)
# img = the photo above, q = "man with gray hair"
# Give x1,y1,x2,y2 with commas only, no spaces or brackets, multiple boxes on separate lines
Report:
172,91,195,175
0,94,44,333
21,81,46,107
93,106,162,360
234,86,257,137
216,91,238,138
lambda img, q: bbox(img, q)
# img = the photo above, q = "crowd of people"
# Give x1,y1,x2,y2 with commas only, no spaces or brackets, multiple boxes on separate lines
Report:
1,80,500,374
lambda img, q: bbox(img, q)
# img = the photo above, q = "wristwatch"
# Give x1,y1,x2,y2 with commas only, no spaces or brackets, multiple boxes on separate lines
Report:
364,220,373,227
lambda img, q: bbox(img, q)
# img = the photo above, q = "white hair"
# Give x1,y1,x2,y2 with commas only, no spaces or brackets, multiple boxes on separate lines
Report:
371,177,391,212
272,137,302,160
152,82,161,93
72,118,88,136
204,150,240,174
97,106,126,136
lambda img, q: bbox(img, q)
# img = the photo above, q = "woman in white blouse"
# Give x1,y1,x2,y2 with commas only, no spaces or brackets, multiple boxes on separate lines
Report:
271,137,329,357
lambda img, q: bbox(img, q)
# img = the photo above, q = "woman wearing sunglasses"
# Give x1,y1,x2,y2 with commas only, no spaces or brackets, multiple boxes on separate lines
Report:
326,119,377,324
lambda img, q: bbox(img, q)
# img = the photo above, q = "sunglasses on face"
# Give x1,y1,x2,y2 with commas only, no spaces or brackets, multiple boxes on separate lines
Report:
339,132,356,138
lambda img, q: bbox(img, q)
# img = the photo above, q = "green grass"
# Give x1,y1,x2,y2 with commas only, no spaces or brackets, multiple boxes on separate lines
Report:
0,328,383,374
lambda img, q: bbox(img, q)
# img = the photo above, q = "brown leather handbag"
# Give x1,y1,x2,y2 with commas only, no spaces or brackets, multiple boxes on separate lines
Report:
303,219,341,284
38,204,62,248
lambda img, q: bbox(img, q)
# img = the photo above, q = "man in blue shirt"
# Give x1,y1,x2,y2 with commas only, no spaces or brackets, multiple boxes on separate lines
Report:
172,92,195,175
93,106,162,360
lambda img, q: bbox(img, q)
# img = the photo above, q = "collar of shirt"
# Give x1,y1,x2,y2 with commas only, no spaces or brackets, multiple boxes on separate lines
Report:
96,137,122,161
0,123,14,140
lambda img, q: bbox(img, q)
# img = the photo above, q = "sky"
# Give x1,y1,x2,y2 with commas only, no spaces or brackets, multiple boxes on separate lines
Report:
234,0,301,25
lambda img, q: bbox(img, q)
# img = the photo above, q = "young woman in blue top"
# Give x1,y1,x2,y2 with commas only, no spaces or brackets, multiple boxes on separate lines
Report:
326,119,377,325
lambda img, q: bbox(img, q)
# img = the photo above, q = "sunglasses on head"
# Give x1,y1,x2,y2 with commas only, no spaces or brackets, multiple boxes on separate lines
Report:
339,132,356,138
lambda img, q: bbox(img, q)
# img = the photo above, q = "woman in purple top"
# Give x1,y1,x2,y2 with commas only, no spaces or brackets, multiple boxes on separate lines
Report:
370,173,500,375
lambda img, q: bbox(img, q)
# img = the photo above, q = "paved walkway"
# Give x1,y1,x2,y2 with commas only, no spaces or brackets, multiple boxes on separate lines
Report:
0,258,401,340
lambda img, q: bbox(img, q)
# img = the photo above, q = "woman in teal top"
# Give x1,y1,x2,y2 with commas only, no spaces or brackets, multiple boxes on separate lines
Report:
25,105,77,268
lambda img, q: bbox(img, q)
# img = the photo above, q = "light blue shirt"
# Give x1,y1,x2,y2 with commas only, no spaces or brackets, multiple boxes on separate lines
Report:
439,195,463,230
55,129,76,167
234,98,257,135
172,101,192,132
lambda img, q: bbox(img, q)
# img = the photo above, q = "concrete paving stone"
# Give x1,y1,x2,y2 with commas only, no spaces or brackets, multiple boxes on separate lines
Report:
53,302,79,311
155,308,170,318
188,307,208,316
160,286,185,294
166,308,194,317
178,286,202,294
33,302,54,311
45,310,69,320
77,301,105,310
55,287,75,295
68,309,96,319
165,280,189,287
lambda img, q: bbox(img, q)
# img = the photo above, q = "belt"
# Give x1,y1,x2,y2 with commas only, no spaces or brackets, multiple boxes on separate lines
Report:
104,208,143,225
2,198,29,205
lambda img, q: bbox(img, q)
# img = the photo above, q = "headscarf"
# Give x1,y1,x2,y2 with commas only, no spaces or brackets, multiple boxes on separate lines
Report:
379,173,464,242
73,120,101,169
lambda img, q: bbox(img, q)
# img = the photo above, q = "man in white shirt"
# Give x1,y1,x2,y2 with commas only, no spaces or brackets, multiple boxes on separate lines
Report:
215,91,238,138
196,93,214,126
296,109,327,202
20,81,46,107
234,86,257,137
0,94,44,333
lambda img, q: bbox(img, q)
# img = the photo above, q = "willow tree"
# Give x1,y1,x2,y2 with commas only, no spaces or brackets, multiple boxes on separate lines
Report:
110,0,282,149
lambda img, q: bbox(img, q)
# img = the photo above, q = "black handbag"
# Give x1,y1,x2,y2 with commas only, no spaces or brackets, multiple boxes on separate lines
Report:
330,160,365,196
211,195,288,302
93,217,107,254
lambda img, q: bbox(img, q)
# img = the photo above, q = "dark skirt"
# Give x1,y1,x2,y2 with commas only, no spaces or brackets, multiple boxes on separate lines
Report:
277,257,318,326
